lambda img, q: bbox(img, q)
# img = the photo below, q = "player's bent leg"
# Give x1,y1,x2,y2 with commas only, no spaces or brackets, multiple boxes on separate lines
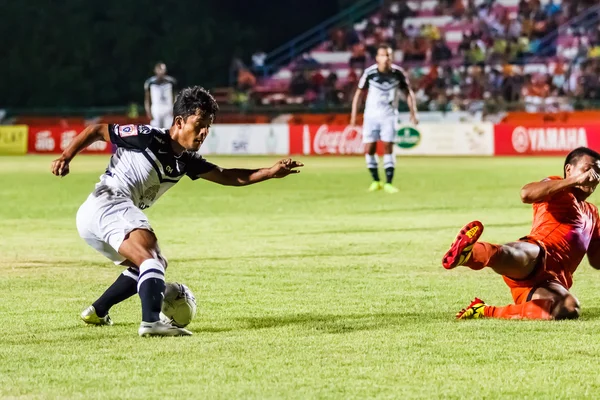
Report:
87,264,139,319
477,282,578,320
530,282,580,320
382,142,398,193
442,222,539,279
118,229,192,337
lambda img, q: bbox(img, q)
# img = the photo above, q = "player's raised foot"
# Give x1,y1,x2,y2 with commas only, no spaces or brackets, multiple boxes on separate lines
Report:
80,305,113,326
368,181,383,192
442,221,484,269
456,298,486,319
383,183,399,194
138,321,192,337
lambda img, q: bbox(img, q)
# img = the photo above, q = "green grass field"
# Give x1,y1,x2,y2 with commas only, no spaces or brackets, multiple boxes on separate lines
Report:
3,155,600,399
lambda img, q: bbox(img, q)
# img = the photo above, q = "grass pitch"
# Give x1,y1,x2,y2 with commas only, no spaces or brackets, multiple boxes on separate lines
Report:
2,155,600,399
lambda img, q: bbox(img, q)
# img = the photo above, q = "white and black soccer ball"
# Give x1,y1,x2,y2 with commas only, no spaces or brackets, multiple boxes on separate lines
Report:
160,282,197,328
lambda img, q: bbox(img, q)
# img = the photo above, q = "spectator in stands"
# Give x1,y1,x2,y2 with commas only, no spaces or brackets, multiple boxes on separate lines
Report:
488,36,508,63
388,0,415,26
349,43,368,70
544,0,562,17
330,28,347,51
237,68,256,93
296,53,320,69
588,38,600,58
458,31,475,60
346,28,361,48
323,72,340,105
466,40,486,67
343,69,359,103
251,50,267,75
311,69,325,103
430,37,453,62
290,71,309,97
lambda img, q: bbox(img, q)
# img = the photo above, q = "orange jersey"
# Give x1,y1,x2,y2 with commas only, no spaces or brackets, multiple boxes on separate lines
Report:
524,176,600,288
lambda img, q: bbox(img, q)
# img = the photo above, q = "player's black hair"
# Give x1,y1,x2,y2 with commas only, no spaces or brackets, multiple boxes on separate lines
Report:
173,86,219,121
377,43,393,53
564,147,600,177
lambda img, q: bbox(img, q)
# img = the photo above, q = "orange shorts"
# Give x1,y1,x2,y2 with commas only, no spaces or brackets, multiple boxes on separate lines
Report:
502,237,565,304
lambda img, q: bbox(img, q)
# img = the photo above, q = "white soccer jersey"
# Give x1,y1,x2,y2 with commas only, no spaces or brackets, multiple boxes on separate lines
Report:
94,124,216,210
144,76,177,107
358,64,410,119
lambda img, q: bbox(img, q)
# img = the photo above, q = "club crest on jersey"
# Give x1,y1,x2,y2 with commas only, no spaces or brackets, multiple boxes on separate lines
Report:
118,124,138,137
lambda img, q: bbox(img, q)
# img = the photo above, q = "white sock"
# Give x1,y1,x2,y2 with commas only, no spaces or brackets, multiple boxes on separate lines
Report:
365,154,378,169
383,153,396,170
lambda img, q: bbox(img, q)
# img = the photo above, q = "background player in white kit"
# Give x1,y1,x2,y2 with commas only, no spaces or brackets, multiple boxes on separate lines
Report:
51,86,303,337
350,44,418,194
144,62,177,129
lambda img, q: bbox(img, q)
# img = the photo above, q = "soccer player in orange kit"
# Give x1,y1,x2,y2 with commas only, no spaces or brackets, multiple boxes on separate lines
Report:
442,147,600,320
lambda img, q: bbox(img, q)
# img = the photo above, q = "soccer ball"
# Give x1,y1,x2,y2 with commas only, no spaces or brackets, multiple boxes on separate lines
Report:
160,282,197,328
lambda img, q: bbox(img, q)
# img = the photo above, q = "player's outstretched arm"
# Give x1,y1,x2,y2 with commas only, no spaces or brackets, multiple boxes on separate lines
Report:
520,169,599,203
199,159,303,186
50,124,111,177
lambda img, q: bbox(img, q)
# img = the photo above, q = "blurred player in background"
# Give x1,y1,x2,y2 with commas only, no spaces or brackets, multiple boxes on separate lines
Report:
51,86,303,337
442,147,600,320
350,44,418,194
144,62,177,129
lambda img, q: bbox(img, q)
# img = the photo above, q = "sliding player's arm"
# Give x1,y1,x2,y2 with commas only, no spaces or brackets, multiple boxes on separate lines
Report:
520,171,600,204
198,159,303,186
51,124,110,177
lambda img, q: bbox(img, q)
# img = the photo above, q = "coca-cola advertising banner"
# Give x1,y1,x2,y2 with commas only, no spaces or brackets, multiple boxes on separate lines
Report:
494,124,600,155
288,124,384,155
28,126,113,154
288,123,493,156
197,124,289,155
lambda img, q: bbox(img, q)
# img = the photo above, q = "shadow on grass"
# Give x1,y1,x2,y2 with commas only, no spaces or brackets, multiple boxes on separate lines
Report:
580,307,600,320
262,221,531,237
233,311,445,334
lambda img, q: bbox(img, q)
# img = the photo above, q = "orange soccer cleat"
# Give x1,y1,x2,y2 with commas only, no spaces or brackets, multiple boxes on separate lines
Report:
442,221,484,269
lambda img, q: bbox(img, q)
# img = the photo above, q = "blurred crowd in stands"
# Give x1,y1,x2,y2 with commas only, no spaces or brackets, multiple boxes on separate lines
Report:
230,0,600,113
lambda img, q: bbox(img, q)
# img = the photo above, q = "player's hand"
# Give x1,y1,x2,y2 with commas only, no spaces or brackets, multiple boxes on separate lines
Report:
51,156,71,177
270,159,304,178
410,114,419,125
574,168,600,187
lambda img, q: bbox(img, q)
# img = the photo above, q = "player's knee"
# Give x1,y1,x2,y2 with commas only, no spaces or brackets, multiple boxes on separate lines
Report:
553,295,580,320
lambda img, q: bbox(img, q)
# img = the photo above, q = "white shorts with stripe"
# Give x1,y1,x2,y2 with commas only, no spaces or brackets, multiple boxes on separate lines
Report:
76,191,153,264
362,116,397,144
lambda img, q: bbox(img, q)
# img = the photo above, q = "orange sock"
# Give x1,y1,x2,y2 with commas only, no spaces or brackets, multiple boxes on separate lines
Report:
483,299,553,320
464,242,501,270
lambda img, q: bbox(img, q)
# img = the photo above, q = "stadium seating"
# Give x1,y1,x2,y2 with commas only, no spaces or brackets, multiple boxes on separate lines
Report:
241,0,600,113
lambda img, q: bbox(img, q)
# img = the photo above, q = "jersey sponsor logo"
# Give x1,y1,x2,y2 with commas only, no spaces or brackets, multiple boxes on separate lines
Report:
396,127,420,149
118,124,139,137
511,126,588,154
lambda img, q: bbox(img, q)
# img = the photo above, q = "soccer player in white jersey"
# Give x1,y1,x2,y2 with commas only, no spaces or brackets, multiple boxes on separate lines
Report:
350,44,419,193
51,86,303,337
144,62,177,129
